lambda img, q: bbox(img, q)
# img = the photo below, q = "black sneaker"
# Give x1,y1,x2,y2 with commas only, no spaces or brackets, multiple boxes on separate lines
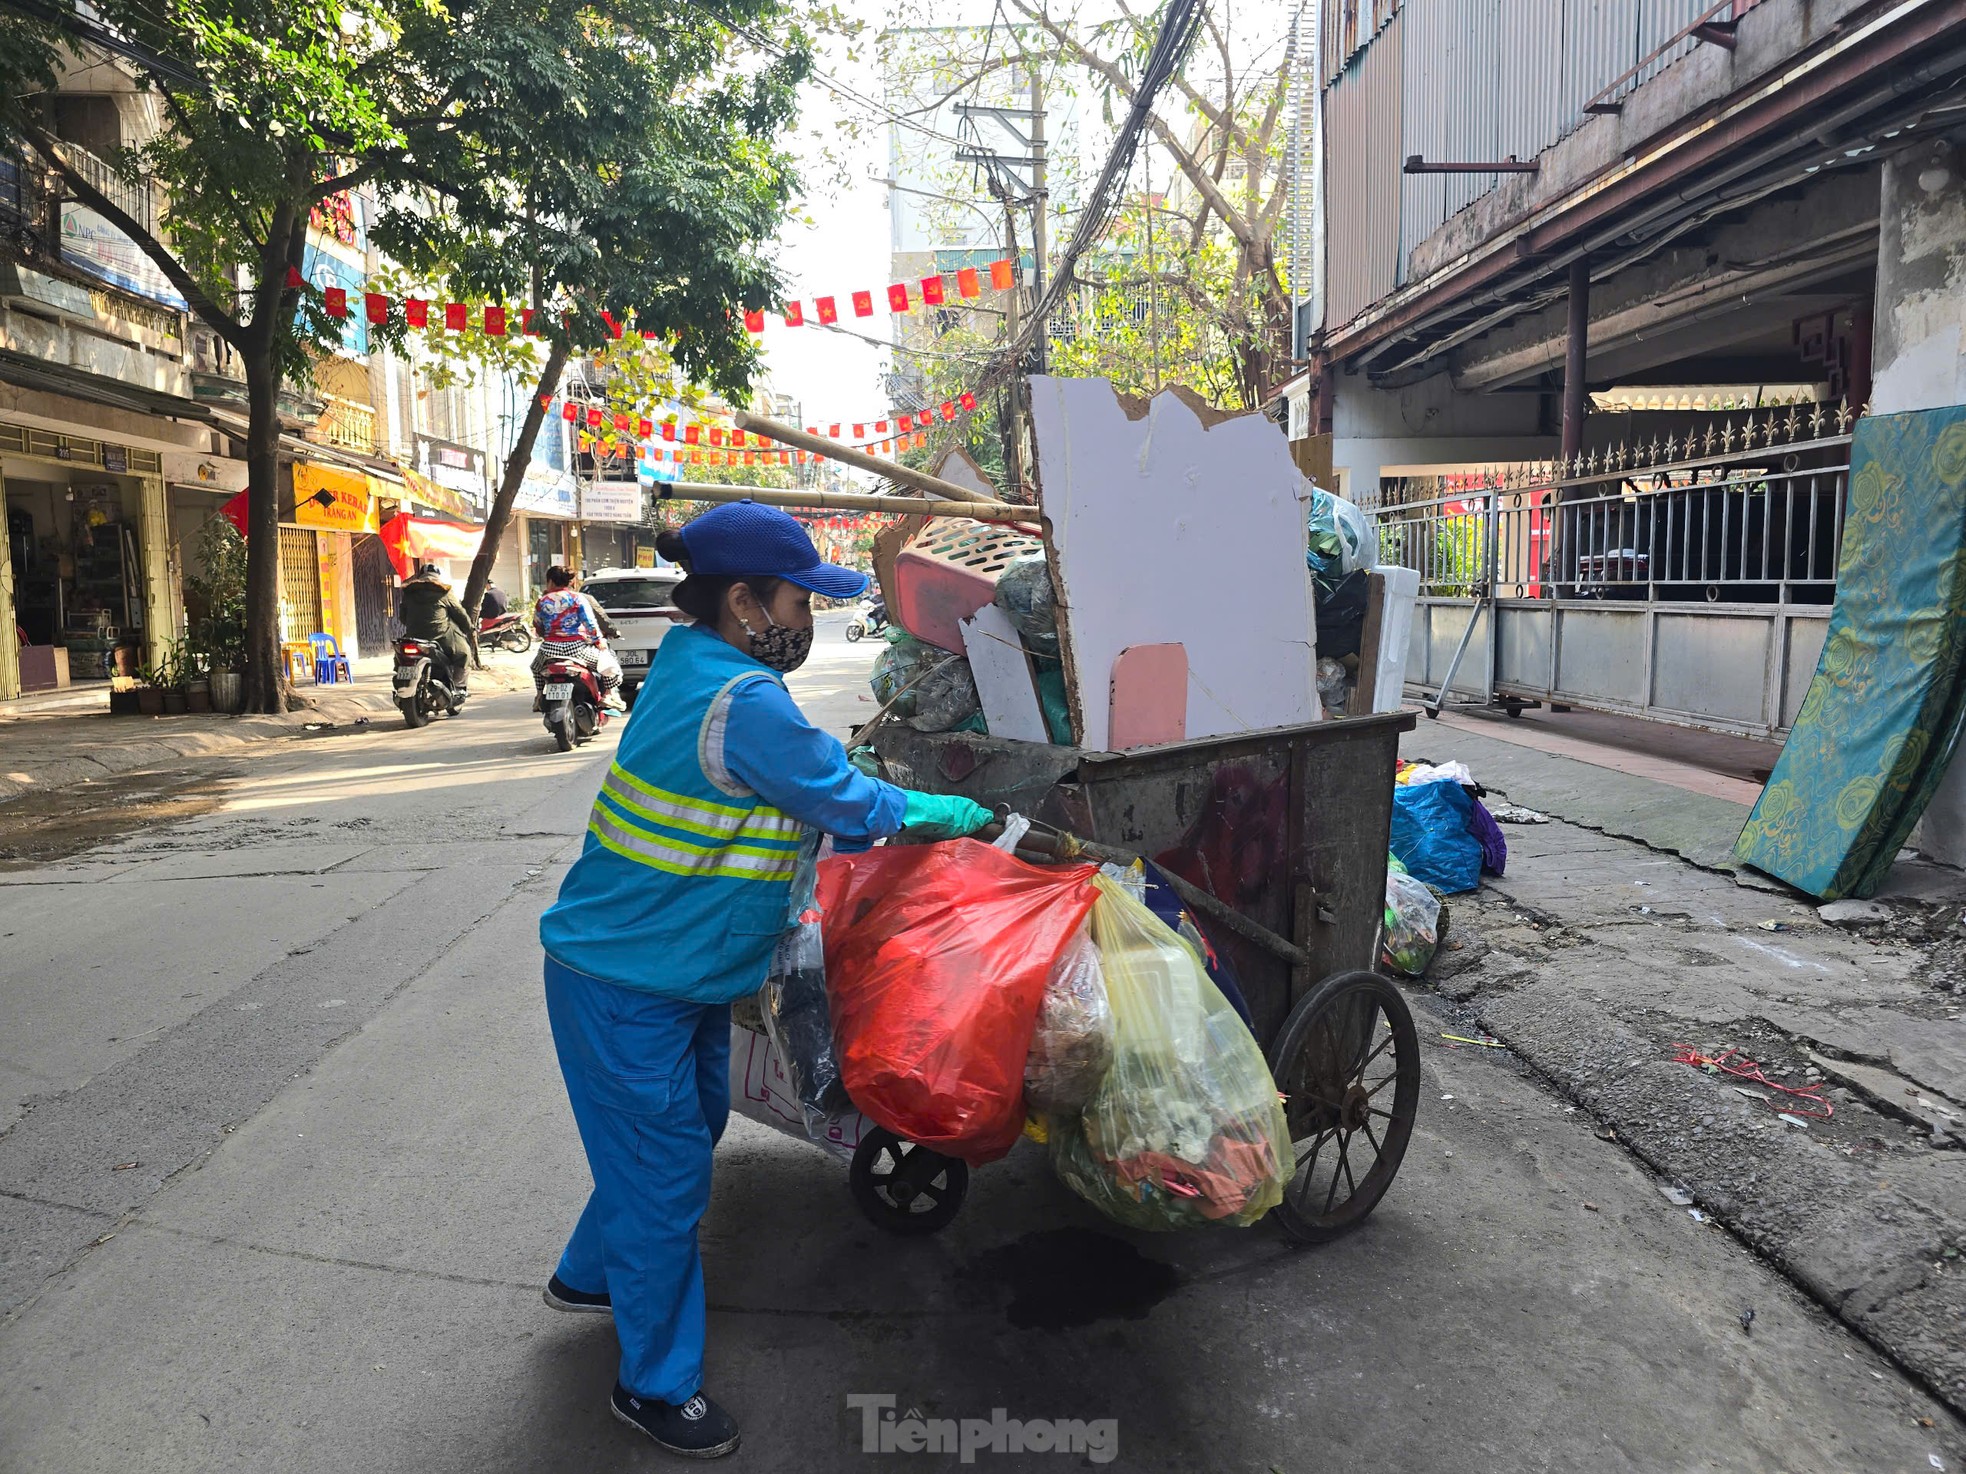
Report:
610,1385,741,1459
542,1273,611,1315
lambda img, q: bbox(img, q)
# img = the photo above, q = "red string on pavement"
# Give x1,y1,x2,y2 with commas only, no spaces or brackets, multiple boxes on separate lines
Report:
1669,1044,1834,1119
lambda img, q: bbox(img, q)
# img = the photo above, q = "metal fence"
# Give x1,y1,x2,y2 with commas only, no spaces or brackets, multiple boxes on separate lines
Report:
1357,401,1855,736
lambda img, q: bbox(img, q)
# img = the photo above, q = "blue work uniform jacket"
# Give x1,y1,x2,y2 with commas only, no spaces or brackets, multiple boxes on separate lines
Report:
540,621,907,1000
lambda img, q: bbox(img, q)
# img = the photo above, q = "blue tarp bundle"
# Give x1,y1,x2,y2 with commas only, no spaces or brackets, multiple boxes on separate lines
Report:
1391,781,1484,894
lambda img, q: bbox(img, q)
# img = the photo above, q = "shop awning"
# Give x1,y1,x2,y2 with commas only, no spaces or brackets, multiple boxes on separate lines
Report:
379,513,483,579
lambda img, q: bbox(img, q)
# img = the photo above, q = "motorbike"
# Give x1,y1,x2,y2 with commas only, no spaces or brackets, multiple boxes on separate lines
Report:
479,609,532,653
393,638,468,728
541,655,609,751
844,598,889,643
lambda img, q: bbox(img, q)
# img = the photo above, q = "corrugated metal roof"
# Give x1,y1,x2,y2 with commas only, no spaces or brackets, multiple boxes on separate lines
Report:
1321,0,1772,329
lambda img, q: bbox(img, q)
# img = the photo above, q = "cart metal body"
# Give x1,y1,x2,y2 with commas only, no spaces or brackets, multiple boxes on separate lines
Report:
850,710,1425,1243
871,711,1415,1045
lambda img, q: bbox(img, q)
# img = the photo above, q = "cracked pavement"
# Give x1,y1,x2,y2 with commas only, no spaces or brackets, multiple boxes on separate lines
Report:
1,624,1962,1471
1405,711,1966,1423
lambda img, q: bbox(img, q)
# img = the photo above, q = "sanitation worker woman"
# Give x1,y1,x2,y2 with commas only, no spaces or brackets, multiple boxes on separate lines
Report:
537,499,991,1457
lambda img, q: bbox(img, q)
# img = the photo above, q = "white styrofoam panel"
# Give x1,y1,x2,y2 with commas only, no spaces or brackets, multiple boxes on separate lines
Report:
1370,565,1420,714
1030,378,1319,751
960,603,1048,743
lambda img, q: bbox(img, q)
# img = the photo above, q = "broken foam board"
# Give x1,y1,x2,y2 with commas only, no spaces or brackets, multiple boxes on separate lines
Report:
1029,377,1318,750
961,604,1047,743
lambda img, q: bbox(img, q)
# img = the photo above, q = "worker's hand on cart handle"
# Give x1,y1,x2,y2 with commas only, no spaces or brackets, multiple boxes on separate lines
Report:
897,791,995,841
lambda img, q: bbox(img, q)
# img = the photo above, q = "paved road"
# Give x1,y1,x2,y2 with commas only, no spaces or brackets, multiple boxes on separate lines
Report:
1,616,1959,1472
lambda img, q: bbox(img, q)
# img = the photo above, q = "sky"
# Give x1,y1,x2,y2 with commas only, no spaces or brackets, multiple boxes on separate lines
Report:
748,24,902,428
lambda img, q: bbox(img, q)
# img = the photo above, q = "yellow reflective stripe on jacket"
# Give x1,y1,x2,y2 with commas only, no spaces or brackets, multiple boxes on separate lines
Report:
588,807,799,882
593,790,801,863
600,762,800,841
598,768,800,848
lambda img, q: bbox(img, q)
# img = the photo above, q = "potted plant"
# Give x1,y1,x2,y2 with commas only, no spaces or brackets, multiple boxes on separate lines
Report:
187,518,248,714
160,642,190,715
135,663,166,717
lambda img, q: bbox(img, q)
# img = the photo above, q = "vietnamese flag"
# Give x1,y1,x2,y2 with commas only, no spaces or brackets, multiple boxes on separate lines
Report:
685,425,701,445
406,299,429,327
852,424,865,439
284,266,306,290
732,430,746,447
921,275,946,306
957,267,981,298
445,302,467,331
961,392,977,411
941,401,956,421
220,491,249,535
562,403,578,423
876,419,889,433
523,308,539,336
816,296,839,325
662,422,676,442
744,309,764,334
325,287,348,318
485,306,507,336
887,283,910,313
852,290,874,318
782,301,805,327
709,427,724,447
601,311,624,340
638,418,653,438
363,292,389,325
614,414,631,432
587,407,604,428
828,424,841,438
899,414,914,432
990,258,1015,289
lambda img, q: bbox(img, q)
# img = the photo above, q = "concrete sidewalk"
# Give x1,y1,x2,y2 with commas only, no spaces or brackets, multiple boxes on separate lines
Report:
0,651,537,806
1400,705,1966,1416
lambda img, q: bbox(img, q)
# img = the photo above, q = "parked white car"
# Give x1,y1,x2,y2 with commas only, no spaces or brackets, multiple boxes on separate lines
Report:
581,567,687,706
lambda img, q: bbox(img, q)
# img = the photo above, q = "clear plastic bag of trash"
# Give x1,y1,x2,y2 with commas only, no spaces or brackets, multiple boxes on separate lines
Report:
910,655,981,732
993,553,1056,640
1048,874,1291,1231
1316,656,1351,716
1023,927,1113,1115
1382,869,1442,978
761,835,852,1132
1306,488,1378,597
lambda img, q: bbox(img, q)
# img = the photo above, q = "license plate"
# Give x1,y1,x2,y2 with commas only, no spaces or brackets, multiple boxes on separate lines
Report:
619,650,649,667
543,682,574,700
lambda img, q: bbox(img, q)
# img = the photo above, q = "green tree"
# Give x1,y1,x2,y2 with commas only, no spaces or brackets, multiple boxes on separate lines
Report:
2,0,803,711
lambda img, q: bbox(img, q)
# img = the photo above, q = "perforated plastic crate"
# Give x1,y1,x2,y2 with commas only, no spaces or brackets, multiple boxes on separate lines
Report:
892,517,1044,652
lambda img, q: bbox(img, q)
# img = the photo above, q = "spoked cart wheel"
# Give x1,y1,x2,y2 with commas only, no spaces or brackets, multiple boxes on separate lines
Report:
850,1127,968,1236
1267,969,1421,1244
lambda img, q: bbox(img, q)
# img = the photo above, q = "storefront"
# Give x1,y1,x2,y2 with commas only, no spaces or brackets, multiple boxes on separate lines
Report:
3,421,171,693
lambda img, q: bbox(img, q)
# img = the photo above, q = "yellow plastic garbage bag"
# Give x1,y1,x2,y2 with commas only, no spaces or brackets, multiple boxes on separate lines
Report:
1049,874,1292,1231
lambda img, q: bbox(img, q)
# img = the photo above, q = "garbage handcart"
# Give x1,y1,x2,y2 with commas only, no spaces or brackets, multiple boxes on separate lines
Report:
735,709,1422,1246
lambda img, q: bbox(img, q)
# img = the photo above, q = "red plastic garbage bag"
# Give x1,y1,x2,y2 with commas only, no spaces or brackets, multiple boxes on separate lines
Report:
818,839,1099,1165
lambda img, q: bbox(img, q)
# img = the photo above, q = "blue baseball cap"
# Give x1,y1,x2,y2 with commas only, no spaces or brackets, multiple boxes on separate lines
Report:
678,499,870,599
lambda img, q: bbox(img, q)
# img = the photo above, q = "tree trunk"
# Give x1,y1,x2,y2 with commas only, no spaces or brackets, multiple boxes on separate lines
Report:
462,339,571,624
241,350,288,714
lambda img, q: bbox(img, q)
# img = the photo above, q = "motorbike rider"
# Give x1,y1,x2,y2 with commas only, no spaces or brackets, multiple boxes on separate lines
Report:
533,565,625,710
398,563,476,690
481,579,511,622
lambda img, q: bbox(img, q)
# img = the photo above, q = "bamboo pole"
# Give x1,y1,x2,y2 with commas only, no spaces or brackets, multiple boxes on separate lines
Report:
732,410,1002,505
651,481,1032,523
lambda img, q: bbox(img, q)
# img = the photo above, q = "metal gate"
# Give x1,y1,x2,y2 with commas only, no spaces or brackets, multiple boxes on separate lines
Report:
352,533,392,655
1360,403,1853,738
276,527,322,646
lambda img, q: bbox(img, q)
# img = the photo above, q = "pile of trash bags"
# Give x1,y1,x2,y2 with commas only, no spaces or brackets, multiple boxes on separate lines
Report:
1307,488,1380,709
743,832,1293,1232
1390,759,1507,894
1382,857,1443,978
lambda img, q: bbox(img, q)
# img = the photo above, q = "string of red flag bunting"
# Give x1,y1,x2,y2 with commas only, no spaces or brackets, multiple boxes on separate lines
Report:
537,393,982,466
284,258,1018,342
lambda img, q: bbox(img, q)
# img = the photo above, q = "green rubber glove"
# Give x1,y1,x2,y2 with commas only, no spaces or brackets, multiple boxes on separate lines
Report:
900,790,995,840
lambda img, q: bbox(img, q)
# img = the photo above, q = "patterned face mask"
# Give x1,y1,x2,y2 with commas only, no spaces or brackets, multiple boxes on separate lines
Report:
746,615,814,673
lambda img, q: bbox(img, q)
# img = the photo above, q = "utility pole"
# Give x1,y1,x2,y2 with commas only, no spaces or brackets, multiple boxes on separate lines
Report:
1143,148,1161,390
1029,64,1048,374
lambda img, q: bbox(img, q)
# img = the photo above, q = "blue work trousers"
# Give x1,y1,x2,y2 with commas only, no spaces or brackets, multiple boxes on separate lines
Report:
543,955,730,1405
